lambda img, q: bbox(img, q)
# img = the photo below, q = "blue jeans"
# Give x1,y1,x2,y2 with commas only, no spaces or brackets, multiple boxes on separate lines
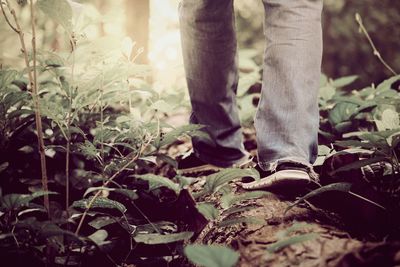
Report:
179,0,323,171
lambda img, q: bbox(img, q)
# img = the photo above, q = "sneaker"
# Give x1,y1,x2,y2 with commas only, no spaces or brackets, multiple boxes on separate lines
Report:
241,162,319,190
177,152,254,175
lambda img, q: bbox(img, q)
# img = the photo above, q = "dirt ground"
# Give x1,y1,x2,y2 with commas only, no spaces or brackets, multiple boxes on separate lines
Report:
165,116,400,267
196,190,363,267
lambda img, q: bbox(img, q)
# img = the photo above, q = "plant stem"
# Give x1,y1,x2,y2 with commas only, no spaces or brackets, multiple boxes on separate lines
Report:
65,37,76,215
30,0,50,214
74,137,152,235
355,13,398,76
3,0,50,213
100,72,104,163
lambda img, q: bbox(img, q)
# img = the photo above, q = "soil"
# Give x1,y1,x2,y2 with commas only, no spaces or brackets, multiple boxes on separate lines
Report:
196,191,364,267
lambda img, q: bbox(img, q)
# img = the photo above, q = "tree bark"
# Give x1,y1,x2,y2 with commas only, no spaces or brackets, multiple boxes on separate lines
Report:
125,0,149,64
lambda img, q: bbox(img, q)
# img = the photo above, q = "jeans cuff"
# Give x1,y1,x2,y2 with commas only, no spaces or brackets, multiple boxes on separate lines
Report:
260,156,317,173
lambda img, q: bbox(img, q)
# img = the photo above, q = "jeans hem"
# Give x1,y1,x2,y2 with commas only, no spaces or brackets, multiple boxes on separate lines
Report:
258,157,312,171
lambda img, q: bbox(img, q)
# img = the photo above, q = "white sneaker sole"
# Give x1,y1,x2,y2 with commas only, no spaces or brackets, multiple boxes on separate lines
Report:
241,169,311,190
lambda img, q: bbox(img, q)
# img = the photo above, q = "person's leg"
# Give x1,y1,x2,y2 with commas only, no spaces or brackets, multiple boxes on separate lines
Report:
256,0,323,171
179,0,247,167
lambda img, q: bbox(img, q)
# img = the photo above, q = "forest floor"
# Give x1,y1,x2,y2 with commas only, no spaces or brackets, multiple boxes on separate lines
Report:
164,114,400,267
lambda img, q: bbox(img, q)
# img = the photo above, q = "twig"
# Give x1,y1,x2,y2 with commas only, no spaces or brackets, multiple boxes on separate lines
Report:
355,13,398,76
0,1,18,33
74,136,153,235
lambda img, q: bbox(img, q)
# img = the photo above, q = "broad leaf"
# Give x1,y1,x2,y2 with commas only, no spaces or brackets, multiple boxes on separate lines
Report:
266,233,318,253
204,168,259,194
157,124,207,148
89,217,118,230
38,0,73,33
88,229,109,246
134,231,193,244
328,102,359,125
72,196,127,213
285,183,352,214
184,244,239,267
375,109,399,132
197,203,219,220
135,174,180,193
330,156,388,175
376,75,400,92
237,72,260,97
0,70,18,89
0,191,57,211
331,75,358,88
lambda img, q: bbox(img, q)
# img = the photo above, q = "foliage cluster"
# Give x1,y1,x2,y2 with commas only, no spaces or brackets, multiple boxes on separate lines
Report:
0,1,399,267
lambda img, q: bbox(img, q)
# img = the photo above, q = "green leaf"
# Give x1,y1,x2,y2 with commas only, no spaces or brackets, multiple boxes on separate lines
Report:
88,229,109,246
133,231,193,244
331,75,358,88
114,189,139,201
0,191,57,211
237,72,260,97
84,186,138,201
376,75,400,92
197,203,219,220
72,196,127,213
89,217,118,230
156,154,178,168
375,109,399,131
334,121,353,133
330,156,388,175
328,102,359,125
276,222,313,239
266,233,318,253
184,244,239,267
151,99,174,113
0,70,19,89
285,183,352,214
157,124,206,148
204,168,259,194
318,145,332,156
334,140,379,150
238,94,258,125
83,187,115,198
37,0,73,33
222,204,259,216
135,174,180,193
319,85,336,101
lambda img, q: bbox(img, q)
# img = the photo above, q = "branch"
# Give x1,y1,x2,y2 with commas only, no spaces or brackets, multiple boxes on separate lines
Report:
355,13,398,76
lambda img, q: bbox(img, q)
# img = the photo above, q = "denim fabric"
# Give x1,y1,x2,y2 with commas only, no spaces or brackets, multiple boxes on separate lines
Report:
179,0,323,170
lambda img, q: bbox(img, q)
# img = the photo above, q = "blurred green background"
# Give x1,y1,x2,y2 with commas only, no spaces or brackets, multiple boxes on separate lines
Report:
1,0,399,88
235,0,400,87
